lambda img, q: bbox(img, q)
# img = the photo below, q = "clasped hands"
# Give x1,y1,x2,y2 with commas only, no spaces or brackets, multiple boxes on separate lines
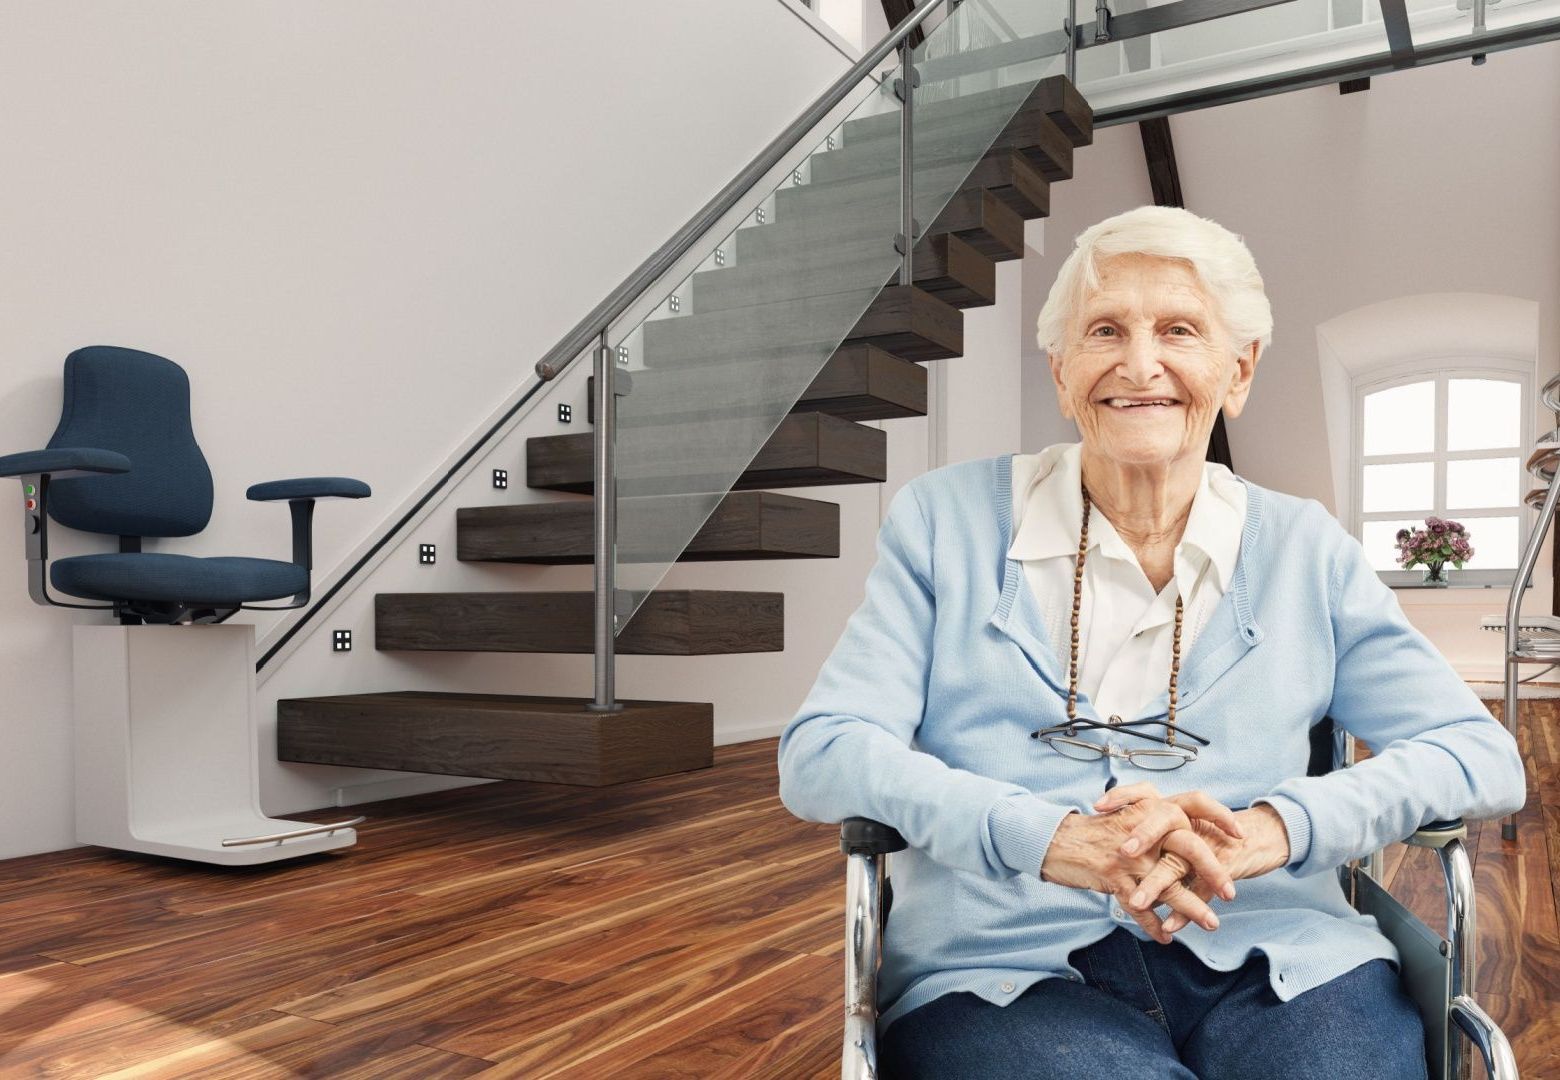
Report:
1038,782,1292,945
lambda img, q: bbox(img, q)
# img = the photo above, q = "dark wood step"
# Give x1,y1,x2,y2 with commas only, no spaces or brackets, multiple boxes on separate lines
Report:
277,692,714,786
1031,75,1093,146
837,74,1091,150
778,148,1049,227
760,151,1045,264
689,232,995,314
809,93,1076,185
375,590,783,653
587,344,926,426
527,410,887,495
458,490,842,564
639,284,960,369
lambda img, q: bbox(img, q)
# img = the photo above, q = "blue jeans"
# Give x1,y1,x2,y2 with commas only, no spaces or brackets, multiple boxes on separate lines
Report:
878,928,1428,1079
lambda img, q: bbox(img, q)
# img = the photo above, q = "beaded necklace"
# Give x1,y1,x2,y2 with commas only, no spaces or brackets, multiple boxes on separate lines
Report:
1067,482,1185,747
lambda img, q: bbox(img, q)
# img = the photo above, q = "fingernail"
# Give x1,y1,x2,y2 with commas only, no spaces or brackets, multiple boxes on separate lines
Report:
1129,891,1146,908
1094,797,1111,809
1121,838,1140,855
1206,915,1220,929
1222,883,1237,901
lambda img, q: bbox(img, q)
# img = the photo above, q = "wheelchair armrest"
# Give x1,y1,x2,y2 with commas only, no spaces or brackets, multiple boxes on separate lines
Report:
246,477,370,502
1451,995,1520,1079
240,477,370,611
841,817,907,857
0,447,130,479
1404,818,1466,849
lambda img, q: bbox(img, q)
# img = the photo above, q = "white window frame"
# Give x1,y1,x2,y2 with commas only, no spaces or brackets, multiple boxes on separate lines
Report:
1351,359,1533,589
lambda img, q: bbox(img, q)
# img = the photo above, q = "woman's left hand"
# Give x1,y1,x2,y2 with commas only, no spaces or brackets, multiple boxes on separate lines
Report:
1095,781,1292,934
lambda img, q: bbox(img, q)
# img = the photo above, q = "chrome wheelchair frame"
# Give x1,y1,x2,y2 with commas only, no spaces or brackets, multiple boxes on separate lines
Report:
838,727,1519,1080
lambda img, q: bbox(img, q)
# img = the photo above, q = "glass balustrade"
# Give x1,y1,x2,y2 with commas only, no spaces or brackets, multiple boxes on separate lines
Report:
608,0,1069,632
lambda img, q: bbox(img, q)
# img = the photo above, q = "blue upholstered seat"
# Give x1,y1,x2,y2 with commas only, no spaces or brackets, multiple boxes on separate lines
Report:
51,554,309,605
0,345,369,622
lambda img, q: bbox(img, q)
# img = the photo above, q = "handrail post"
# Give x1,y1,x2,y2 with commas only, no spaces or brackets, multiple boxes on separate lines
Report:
587,330,621,713
1502,459,1560,836
896,42,919,286
1065,14,1078,83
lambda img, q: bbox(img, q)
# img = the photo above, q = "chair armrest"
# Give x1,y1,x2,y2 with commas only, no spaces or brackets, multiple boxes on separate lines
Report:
1,448,128,610
1405,818,1466,849
0,447,130,479
238,478,369,612
1451,995,1520,1079
841,817,907,857
246,477,370,501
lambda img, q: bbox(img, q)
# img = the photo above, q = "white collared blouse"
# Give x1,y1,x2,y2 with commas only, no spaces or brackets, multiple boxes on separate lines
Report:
1008,441,1248,725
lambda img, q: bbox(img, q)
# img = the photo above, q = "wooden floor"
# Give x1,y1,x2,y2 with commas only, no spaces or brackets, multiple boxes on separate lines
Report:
0,714,1554,1078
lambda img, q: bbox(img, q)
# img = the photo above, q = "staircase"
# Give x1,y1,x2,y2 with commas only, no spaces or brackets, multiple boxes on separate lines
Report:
276,74,1093,787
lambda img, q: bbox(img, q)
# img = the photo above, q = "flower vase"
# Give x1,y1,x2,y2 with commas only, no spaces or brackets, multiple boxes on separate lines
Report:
1421,563,1450,588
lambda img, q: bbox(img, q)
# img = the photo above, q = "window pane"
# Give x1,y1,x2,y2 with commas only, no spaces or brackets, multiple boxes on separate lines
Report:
1446,457,1520,509
1447,379,1520,452
1363,381,1434,455
1362,461,1433,513
1362,518,1425,572
1457,516,1518,569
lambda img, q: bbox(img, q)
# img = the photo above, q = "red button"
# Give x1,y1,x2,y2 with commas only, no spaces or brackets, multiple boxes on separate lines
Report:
24,498,36,511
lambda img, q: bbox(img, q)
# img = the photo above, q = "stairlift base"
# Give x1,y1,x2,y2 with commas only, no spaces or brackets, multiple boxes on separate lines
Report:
73,623,358,866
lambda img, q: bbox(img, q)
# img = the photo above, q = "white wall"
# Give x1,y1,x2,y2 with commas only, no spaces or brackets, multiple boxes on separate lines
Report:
1021,39,1560,679
0,0,879,859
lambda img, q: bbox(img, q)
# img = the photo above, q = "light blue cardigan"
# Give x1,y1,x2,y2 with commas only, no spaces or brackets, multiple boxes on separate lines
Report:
777,452,1526,1034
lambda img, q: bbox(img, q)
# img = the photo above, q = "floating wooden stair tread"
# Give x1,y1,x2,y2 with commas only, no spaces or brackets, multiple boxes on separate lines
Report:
527,411,887,496
458,489,841,564
834,75,1091,151
640,284,961,368
692,232,995,313
810,91,1078,186
754,159,1041,265
587,344,926,426
376,589,784,654
777,148,1050,228
276,692,713,787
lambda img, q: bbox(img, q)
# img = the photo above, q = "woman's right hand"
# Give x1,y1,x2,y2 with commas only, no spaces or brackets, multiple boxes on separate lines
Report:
1039,795,1240,944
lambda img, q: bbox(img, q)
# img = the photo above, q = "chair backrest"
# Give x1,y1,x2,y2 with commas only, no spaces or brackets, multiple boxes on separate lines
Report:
1307,716,1337,777
45,346,214,538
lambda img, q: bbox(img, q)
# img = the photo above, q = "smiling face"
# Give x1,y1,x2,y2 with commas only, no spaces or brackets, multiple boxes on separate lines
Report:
1048,252,1260,471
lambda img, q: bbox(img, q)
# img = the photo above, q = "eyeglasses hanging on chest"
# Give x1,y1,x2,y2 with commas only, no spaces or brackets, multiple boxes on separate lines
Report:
1031,716,1211,771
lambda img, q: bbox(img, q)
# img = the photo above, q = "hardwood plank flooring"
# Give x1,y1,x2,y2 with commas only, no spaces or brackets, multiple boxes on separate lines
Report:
0,719,1554,1077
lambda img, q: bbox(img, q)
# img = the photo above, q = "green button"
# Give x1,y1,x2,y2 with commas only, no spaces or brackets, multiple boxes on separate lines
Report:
23,483,35,497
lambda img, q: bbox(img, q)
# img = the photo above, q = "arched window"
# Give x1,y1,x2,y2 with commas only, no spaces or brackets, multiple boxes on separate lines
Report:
1316,293,1539,588
1353,364,1529,586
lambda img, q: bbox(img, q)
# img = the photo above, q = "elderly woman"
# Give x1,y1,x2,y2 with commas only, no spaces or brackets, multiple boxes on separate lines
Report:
776,205,1526,1079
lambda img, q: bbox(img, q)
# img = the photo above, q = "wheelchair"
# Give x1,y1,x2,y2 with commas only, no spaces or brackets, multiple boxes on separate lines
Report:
0,345,371,865
837,719,1519,1080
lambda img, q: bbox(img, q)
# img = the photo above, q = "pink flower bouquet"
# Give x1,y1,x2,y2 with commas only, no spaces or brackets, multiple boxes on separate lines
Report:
1394,517,1473,583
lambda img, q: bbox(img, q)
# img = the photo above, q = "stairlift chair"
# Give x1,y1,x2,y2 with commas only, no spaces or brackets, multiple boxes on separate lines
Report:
1,346,371,865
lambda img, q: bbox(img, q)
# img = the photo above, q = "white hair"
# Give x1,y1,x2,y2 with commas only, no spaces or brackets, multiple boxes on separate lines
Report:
1034,205,1273,359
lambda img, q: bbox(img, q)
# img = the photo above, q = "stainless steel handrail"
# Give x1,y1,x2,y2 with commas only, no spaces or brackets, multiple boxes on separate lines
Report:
532,0,949,383
1504,429,1560,840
